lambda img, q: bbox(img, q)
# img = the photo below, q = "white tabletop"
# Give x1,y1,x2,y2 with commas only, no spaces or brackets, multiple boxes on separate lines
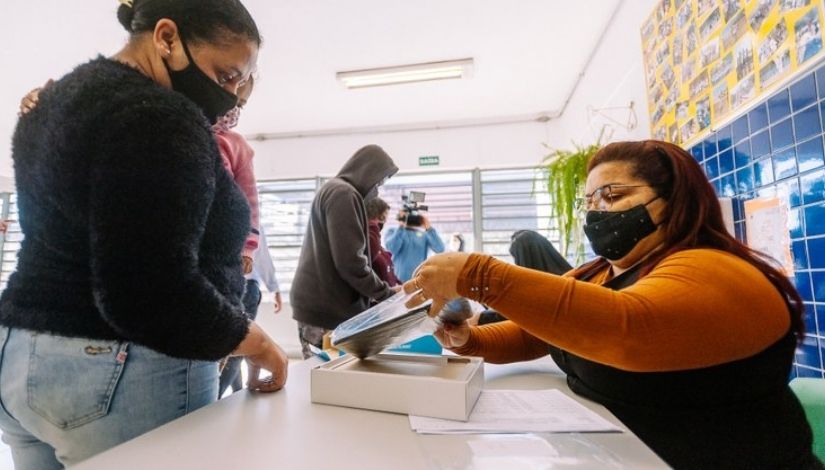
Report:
73,356,668,469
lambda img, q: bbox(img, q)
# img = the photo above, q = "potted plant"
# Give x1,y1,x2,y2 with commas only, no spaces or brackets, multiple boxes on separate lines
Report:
538,141,602,265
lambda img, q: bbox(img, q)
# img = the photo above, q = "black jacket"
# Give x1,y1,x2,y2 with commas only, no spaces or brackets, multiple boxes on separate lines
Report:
0,58,251,360
291,145,397,330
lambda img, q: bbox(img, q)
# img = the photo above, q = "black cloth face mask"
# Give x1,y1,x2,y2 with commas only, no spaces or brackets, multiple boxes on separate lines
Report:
164,38,238,124
583,198,659,260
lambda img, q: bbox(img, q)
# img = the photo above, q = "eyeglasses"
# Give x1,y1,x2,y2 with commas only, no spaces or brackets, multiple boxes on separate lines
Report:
576,184,650,211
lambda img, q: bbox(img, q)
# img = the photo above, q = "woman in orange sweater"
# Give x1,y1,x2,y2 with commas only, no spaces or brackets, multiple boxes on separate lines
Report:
405,140,821,469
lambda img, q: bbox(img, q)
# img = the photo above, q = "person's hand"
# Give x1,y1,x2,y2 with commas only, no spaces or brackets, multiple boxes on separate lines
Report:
391,284,403,293
19,79,53,116
232,322,288,392
242,256,253,274
421,213,431,230
434,321,471,349
0,220,9,234
403,252,471,315
272,291,282,313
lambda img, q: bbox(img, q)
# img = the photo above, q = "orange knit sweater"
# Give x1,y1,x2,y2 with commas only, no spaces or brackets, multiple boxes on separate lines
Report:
453,249,791,372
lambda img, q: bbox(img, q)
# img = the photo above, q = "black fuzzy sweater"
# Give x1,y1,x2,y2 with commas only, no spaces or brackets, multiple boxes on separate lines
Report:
0,58,252,360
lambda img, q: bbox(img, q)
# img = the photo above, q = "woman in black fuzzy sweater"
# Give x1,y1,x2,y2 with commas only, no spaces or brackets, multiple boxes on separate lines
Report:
0,1,287,467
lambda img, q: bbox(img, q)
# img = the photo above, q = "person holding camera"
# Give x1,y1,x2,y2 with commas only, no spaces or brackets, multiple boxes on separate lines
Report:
385,198,445,282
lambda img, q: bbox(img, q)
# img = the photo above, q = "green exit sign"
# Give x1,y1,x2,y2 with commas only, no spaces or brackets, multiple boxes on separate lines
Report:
418,155,440,167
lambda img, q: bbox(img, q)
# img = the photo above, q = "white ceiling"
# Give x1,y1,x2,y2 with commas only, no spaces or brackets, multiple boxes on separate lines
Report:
1,0,620,142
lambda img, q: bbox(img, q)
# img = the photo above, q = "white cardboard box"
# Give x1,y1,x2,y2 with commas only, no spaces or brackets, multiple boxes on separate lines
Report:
310,353,484,421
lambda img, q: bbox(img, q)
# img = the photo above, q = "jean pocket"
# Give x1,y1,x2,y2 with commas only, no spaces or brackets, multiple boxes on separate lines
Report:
27,335,128,429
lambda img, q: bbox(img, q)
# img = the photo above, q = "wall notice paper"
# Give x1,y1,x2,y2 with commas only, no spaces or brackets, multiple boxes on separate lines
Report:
408,389,621,434
744,196,794,276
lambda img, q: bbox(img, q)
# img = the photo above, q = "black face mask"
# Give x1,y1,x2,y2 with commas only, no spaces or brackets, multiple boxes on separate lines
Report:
164,38,238,124
583,198,659,260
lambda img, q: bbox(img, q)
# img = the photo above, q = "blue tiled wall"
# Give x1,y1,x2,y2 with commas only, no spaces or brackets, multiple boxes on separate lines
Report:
687,64,825,379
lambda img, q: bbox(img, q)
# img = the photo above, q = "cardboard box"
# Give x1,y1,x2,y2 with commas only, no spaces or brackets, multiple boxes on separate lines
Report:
310,353,484,421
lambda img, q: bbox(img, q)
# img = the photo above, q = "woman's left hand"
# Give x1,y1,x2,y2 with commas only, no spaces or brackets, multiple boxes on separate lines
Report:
403,252,471,315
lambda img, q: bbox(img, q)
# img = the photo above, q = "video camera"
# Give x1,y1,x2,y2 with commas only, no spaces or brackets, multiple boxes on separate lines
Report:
397,191,428,227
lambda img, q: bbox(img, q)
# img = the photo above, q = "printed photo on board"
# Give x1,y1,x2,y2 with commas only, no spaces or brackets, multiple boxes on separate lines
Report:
735,34,755,80
690,70,711,96
700,8,722,39
722,10,748,49
676,0,693,29
795,8,823,64
697,0,716,19
758,20,788,63
780,0,811,13
731,74,756,108
749,0,777,32
711,53,734,84
722,0,740,22
696,96,712,130
713,82,731,117
701,38,722,67
759,48,792,87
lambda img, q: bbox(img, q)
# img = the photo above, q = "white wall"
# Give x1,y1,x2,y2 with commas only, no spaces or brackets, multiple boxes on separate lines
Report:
247,120,550,179
246,0,659,180
545,0,658,146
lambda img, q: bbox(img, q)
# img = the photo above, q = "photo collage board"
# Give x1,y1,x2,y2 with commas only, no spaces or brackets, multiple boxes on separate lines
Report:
642,0,825,146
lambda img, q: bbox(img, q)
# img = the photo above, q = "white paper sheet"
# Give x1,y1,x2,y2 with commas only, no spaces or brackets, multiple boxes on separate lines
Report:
409,389,622,434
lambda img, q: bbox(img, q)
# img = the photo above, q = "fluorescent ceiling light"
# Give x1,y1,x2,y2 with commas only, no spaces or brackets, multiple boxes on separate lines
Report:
337,58,474,89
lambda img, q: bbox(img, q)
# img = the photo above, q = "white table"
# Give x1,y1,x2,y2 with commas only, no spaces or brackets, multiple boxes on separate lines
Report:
73,357,668,469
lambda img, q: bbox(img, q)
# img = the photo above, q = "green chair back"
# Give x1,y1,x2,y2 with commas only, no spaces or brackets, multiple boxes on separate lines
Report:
790,377,825,462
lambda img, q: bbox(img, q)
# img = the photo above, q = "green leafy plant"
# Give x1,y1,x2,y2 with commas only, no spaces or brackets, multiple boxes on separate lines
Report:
538,141,601,264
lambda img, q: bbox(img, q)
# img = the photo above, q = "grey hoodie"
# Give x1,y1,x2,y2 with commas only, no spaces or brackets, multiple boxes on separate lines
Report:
291,145,398,330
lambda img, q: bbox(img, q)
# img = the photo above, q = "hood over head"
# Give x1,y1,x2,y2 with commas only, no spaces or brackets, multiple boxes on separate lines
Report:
336,145,398,197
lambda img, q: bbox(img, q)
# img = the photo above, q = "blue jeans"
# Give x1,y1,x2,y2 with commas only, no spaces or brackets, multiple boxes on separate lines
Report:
218,279,261,396
0,326,218,469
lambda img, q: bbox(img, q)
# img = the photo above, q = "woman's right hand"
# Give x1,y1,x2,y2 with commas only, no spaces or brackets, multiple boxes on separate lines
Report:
434,321,471,349
18,79,53,116
232,321,288,392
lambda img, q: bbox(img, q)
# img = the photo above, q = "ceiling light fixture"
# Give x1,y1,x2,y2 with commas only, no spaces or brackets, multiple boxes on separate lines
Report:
337,58,474,89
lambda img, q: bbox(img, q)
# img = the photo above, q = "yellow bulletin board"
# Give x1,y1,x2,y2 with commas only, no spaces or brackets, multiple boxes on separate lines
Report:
641,0,825,146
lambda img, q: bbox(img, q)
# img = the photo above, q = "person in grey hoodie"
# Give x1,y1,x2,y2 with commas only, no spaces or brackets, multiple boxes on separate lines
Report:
291,145,399,358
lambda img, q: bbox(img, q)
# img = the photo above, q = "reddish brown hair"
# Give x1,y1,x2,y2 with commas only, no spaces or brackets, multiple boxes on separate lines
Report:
571,140,805,342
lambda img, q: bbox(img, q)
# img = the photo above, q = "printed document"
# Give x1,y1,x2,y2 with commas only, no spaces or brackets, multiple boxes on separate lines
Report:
409,389,621,434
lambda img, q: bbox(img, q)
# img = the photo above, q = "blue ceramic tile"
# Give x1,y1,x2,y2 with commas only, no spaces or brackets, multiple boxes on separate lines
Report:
796,366,823,378
791,207,805,238
719,148,735,174
690,145,704,162
705,156,720,180
797,136,825,172
753,157,774,186
736,165,754,193
772,147,798,180
805,203,825,236
771,118,795,151
731,196,745,221
734,139,751,168
794,240,810,270
795,335,822,369
800,169,825,204
703,138,718,158
809,237,825,268
768,89,792,123
732,115,750,143
817,63,825,98
717,125,733,151
793,104,822,141
750,102,770,131
803,303,816,333
752,129,772,158
734,221,746,242
813,271,825,303
778,177,802,207
818,303,825,335
719,173,736,197
791,74,818,112
796,271,814,302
